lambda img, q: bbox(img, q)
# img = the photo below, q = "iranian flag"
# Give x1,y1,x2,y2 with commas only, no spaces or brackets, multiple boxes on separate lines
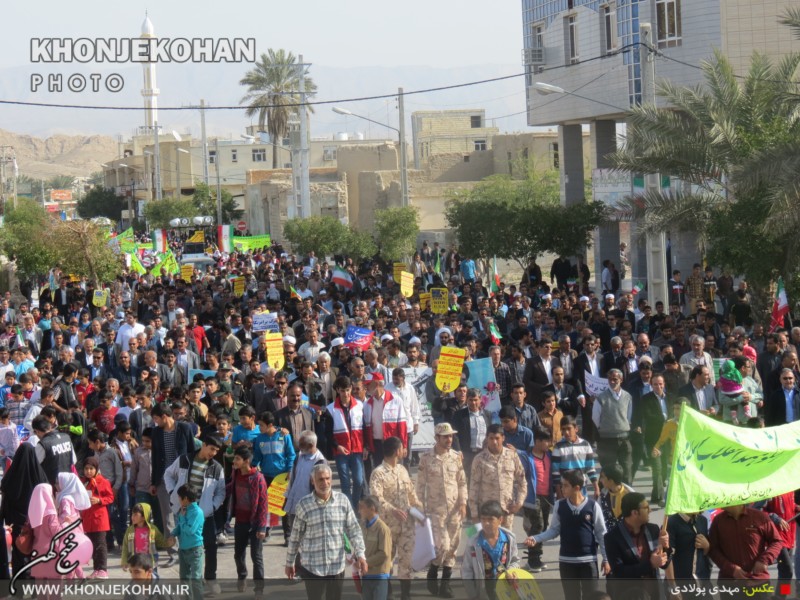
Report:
151,229,168,253
490,256,501,297
218,225,234,253
632,281,645,295
332,266,353,290
770,277,790,333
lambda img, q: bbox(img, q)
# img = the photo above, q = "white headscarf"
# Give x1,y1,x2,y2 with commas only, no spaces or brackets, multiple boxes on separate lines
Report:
56,472,91,512
434,327,452,348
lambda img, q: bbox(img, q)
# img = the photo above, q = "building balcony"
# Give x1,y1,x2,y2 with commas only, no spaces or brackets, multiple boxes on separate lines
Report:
522,46,545,65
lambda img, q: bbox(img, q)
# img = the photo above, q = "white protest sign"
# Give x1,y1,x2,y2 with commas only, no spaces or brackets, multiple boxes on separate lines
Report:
252,312,279,333
584,372,609,397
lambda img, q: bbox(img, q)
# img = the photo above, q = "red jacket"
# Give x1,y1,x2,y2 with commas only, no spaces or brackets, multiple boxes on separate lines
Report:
326,397,364,456
765,492,798,549
364,390,408,451
80,474,114,533
227,467,269,531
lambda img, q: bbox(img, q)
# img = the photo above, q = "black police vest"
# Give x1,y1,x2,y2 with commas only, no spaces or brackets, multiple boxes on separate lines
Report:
39,431,74,484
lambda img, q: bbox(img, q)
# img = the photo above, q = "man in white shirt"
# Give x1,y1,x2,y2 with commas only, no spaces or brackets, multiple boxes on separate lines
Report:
116,312,145,352
385,368,421,466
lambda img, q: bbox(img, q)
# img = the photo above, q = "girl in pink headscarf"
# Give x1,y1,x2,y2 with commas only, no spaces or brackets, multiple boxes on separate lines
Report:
55,472,93,579
27,482,92,582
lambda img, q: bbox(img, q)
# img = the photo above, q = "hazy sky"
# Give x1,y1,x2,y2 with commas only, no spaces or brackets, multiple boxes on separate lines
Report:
1,1,526,137
4,1,521,68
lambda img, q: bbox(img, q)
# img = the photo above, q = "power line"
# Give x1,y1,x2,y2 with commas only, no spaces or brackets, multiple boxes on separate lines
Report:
0,45,640,112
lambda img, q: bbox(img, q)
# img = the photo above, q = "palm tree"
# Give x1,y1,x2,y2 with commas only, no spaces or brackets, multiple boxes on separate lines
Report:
239,49,317,169
47,175,76,190
611,45,800,293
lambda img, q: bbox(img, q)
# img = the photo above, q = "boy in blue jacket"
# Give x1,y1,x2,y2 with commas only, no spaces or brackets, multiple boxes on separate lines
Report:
253,411,296,540
170,484,205,598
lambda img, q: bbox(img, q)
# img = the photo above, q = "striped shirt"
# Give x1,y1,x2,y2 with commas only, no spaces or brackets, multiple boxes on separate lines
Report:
551,436,597,487
188,457,207,492
286,490,366,576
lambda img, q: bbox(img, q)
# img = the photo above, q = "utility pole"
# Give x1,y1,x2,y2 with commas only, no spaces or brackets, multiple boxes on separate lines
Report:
398,87,409,207
175,145,181,199
154,120,162,200
297,55,311,218
215,138,223,225
640,23,668,308
200,99,209,186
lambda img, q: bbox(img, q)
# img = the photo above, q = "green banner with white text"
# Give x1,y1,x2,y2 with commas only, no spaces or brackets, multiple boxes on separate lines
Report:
233,235,271,252
665,407,800,514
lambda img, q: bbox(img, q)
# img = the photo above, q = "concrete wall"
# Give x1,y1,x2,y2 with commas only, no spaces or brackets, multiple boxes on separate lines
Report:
412,109,499,168
721,0,800,74
426,151,495,183
336,143,399,227
244,169,348,244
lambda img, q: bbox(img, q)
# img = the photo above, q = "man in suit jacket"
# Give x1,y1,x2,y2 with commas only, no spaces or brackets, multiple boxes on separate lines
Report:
451,390,492,482
250,374,279,416
574,335,607,444
113,352,141,388
523,337,561,410
275,382,315,453
18,316,43,357
140,350,172,383
53,281,72,318
160,351,186,388
679,365,718,416
88,349,110,382
553,334,578,386
605,492,670,600
623,356,655,480
545,365,584,419
603,336,624,374
174,338,201,380
764,368,800,426
636,373,673,505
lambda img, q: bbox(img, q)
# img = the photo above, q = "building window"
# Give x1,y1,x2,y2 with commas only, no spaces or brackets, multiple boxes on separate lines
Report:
474,140,487,151
567,15,579,64
550,142,559,169
231,149,238,163
656,0,682,48
323,146,337,161
470,115,482,128
208,150,216,165
603,4,617,52
533,23,544,50
252,148,266,162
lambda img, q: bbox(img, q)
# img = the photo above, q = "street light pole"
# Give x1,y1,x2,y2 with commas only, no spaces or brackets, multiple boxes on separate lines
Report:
332,104,410,207
397,87,409,207
215,138,223,225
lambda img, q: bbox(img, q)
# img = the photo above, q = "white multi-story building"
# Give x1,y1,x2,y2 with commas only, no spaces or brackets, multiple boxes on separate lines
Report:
522,0,800,288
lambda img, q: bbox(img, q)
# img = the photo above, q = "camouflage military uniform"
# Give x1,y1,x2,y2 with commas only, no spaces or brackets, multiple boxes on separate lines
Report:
416,448,467,568
469,446,527,529
370,462,422,579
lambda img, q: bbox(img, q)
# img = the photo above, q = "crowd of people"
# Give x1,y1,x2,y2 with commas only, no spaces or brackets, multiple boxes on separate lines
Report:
0,234,795,600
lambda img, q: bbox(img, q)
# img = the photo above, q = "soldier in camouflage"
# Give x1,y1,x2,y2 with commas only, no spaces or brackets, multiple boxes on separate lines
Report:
469,423,527,530
416,422,467,599
369,436,422,600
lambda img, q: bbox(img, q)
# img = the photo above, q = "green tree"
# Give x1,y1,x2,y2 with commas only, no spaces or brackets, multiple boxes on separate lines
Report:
47,175,76,191
143,198,198,229
76,187,126,221
340,226,377,259
283,216,347,257
0,199,59,276
239,49,318,169
373,206,420,261
446,171,571,269
52,220,122,285
191,182,244,224
611,44,800,306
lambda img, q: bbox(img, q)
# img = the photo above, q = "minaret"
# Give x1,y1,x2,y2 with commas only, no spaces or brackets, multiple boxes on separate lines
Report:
141,12,159,130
